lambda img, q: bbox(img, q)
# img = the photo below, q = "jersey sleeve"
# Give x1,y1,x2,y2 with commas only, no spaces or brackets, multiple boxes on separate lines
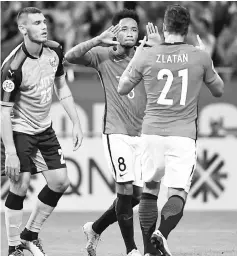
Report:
1,61,22,107
86,46,109,70
202,51,218,84
45,41,65,77
54,44,65,77
125,49,147,85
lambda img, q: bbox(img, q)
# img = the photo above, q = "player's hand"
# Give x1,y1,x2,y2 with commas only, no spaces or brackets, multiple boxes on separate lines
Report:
72,123,83,151
135,36,147,57
139,22,161,47
196,35,206,51
5,153,20,182
97,25,121,47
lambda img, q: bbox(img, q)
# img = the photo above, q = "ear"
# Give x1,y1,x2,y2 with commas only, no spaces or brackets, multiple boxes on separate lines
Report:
18,24,27,36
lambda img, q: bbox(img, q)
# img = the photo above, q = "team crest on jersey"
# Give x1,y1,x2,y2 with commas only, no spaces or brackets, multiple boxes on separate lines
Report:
49,57,57,72
2,80,15,92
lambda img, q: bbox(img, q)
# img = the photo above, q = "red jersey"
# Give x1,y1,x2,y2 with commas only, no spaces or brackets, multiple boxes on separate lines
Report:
126,43,218,139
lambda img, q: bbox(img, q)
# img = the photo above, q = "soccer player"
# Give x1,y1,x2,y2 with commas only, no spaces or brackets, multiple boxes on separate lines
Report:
66,9,160,256
118,5,224,256
1,7,83,256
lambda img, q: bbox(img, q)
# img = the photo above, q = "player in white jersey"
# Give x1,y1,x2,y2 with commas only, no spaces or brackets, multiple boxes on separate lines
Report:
1,7,83,256
118,5,224,256
66,9,160,256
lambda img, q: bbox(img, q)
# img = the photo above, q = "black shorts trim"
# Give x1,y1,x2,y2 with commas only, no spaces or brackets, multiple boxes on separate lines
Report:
106,134,117,179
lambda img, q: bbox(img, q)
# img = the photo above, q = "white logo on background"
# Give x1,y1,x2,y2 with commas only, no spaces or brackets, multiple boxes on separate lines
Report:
2,80,15,92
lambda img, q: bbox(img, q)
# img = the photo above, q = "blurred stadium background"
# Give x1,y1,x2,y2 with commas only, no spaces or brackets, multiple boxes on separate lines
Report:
1,1,237,256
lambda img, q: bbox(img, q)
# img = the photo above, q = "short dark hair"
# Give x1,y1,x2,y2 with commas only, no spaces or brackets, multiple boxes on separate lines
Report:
164,4,190,36
17,7,42,23
112,9,140,26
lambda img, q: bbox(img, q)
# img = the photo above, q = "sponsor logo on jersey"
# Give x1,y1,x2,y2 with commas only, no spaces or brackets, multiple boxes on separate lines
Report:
49,57,57,72
2,80,15,92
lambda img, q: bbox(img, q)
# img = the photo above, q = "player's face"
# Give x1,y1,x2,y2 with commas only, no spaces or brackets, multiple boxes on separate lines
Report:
26,13,47,43
117,18,138,48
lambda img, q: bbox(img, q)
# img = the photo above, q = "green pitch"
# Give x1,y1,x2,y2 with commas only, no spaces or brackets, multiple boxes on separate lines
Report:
1,211,236,256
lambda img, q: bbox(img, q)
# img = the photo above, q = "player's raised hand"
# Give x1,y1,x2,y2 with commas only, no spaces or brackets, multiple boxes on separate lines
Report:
72,123,83,151
5,153,20,182
97,25,121,47
135,36,147,57
143,22,161,47
196,35,206,51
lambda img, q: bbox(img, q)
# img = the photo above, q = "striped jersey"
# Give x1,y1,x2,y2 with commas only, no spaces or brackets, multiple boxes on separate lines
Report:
1,41,65,135
126,43,218,139
87,46,146,136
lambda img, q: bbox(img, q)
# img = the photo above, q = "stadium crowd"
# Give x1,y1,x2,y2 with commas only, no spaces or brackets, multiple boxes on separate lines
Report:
1,1,237,77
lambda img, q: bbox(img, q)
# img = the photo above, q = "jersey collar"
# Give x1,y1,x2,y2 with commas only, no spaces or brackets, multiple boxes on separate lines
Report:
112,46,135,60
22,43,43,59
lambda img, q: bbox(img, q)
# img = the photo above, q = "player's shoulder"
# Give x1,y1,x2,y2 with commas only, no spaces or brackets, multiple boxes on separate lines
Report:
192,47,211,64
135,46,154,59
141,44,168,55
44,40,61,50
181,44,211,64
137,45,158,64
88,45,109,58
43,40,64,58
1,43,26,71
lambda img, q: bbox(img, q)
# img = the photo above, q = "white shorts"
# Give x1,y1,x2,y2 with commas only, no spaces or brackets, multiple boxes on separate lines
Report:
102,134,143,187
141,135,197,192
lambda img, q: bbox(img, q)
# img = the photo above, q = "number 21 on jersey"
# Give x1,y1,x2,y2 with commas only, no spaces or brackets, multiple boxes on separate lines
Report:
157,68,188,106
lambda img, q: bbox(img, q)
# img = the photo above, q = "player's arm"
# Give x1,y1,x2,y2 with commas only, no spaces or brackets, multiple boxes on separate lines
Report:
54,75,83,150
52,42,83,150
203,52,224,97
118,36,146,95
1,106,17,156
65,25,120,65
1,66,21,181
118,62,142,95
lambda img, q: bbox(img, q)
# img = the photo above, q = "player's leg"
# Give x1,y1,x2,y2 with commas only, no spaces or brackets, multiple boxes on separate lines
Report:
116,182,141,256
21,167,69,256
88,136,143,237
151,136,196,256
20,126,69,256
83,134,142,256
90,185,140,235
157,188,187,239
83,185,141,256
5,173,31,256
2,133,36,256
107,134,141,255
151,188,186,256
139,181,160,256
139,134,165,256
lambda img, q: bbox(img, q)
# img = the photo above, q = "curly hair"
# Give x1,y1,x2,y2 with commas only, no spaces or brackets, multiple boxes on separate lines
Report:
112,9,140,26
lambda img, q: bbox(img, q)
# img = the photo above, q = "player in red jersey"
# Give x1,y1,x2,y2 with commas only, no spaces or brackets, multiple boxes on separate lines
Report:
118,5,224,256
1,7,83,256
66,9,160,256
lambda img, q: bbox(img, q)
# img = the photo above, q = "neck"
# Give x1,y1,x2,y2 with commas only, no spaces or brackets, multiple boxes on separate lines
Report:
24,37,43,58
164,34,185,44
116,45,135,57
